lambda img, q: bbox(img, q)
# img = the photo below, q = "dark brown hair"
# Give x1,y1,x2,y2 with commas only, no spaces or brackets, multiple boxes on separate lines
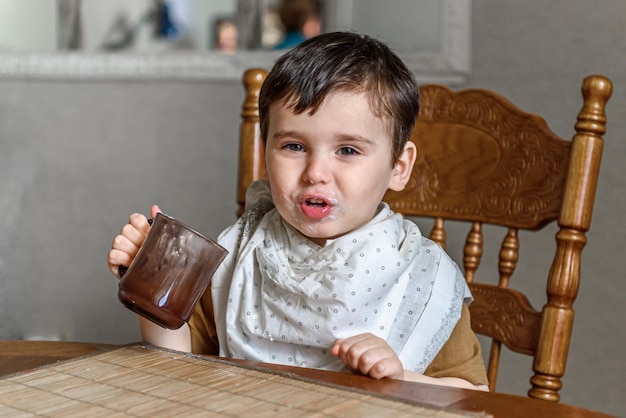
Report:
259,31,420,165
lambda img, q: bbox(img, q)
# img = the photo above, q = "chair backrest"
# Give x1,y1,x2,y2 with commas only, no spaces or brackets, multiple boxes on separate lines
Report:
236,68,612,402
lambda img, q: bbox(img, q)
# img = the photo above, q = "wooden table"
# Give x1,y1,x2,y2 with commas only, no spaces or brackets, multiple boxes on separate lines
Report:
0,340,613,418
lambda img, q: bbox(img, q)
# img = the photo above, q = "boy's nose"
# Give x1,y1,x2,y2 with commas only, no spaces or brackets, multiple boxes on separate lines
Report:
302,153,331,184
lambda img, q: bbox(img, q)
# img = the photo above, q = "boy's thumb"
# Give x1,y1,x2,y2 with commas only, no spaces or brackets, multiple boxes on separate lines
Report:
150,204,162,219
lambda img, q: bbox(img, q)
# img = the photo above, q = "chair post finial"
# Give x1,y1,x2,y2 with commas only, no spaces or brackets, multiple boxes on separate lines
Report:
237,68,268,217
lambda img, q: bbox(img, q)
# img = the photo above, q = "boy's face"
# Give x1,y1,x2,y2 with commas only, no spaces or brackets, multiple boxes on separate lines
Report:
265,90,415,246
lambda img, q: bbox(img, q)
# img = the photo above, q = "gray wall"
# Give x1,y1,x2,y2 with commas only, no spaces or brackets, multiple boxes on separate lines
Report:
0,0,623,416
0,79,242,342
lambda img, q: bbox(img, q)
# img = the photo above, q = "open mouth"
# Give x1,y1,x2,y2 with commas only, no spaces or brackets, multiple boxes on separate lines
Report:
306,198,327,207
300,196,333,219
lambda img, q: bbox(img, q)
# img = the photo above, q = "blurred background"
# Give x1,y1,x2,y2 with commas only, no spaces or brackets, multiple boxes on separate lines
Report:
0,1,624,416
0,0,316,52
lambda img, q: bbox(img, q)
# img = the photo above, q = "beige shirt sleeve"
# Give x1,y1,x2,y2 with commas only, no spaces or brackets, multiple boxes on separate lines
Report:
423,303,489,386
188,287,219,356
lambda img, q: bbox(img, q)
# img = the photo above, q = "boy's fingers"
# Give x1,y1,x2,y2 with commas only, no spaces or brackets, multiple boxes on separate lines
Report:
128,213,151,232
366,357,399,380
120,223,146,248
108,248,133,278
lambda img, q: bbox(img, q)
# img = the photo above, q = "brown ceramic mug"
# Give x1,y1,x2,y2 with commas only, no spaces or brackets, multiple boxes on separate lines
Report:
118,212,228,329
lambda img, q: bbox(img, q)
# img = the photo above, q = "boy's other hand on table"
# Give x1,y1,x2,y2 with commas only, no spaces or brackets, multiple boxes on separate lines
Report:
331,333,404,380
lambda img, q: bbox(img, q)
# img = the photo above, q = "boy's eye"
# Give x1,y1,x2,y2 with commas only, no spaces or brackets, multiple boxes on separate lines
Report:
285,143,304,152
338,147,359,156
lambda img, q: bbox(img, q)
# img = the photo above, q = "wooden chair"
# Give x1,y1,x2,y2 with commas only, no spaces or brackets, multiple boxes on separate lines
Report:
236,68,612,402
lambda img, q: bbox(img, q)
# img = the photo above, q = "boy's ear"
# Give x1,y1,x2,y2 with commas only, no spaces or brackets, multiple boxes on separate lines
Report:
388,141,417,192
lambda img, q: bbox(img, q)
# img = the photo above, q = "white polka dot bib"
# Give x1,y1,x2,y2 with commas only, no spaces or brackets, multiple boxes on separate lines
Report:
212,180,470,373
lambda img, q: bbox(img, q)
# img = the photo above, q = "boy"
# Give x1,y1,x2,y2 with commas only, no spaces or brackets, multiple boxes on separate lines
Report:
108,31,488,391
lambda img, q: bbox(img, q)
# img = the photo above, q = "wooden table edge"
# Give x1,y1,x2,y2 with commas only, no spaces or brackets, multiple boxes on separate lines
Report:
0,340,615,418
